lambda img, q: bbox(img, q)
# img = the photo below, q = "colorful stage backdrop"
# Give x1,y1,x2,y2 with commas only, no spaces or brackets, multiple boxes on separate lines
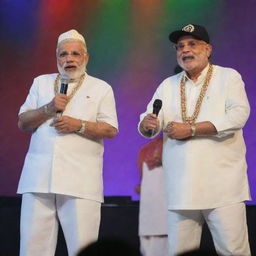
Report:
0,0,255,203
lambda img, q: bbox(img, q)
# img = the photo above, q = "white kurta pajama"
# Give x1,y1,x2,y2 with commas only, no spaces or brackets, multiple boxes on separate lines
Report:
18,73,118,256
139,65,251,256
139,163,168,256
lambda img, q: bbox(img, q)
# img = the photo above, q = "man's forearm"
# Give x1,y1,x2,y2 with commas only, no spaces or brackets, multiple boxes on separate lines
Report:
18,105,53,131
193,121,217,136
81,121,118,140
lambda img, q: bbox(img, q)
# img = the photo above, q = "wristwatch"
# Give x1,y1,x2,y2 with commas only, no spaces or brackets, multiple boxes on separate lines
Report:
190,124,196,137
77,120,86,134
44,104,53,117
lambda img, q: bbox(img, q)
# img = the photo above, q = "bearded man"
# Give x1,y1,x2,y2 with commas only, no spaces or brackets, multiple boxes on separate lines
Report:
138,24,251,256
18,29,118,256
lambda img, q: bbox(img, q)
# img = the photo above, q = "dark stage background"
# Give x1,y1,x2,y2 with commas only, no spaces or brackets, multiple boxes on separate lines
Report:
0,0,255,202
0,196,256,255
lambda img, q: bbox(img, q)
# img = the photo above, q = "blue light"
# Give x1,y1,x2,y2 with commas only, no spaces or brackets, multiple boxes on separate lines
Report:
0,0,41,48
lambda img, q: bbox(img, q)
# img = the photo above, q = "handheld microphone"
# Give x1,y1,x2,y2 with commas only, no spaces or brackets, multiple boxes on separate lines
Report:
56,77,69,117
59,82,68,94
149,99,162,136
152,99,162,116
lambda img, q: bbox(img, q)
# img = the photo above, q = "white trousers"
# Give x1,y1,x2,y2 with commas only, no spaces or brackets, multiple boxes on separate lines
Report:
20,193,101,256
140,235,168,256
168,202,251,256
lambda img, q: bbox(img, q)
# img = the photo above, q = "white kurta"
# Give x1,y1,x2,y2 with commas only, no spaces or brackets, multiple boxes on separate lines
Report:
139,163,168,236
139,65,251,210
18,73,118,202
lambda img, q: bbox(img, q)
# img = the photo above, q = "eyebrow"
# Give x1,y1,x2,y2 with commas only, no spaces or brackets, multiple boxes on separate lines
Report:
58,50,83,55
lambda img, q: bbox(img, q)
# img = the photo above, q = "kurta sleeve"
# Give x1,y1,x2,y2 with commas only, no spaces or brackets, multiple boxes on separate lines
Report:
19,78,39,115
96,85,118,130
208,70,250,138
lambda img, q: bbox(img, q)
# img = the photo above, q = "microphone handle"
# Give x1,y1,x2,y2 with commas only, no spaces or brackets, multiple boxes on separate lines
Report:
56,111,62,117
148,99,162,136
60,83,68,94
56,83,68,117
150,129,155,137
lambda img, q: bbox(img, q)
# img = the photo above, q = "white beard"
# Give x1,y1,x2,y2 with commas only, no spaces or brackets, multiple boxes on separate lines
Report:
57,61,86,80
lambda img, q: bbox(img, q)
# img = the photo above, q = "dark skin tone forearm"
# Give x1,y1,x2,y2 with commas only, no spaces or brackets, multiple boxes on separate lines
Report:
52,117,118,139
81,121,118,139
18,93,117,139
163,121,217,139
18,94,68,131
139,114,217,139
18,106,51,131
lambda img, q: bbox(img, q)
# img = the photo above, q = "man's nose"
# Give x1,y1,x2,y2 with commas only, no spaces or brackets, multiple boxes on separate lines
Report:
182,44,191,52
66,54,74,62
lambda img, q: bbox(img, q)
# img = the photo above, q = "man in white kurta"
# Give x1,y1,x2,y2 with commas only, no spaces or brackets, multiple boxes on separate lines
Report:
18,30,118,256
136,137,168,256
138,24,251,256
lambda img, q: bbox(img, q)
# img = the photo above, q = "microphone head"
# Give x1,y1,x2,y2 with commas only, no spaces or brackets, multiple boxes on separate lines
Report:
153,99,162,116
60,74,70,85
60,75,69,94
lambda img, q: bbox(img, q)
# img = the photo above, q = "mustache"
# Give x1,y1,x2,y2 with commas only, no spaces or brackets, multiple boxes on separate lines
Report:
64,64,78,69
57,62,86,80
182,55,195,61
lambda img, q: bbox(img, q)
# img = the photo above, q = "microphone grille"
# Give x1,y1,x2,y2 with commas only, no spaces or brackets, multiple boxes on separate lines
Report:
60,74,70,85
153,99,162,109
153,99,162,116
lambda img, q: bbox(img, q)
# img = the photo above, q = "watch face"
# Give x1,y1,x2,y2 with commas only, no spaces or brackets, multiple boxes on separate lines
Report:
78,121,86,134
191,124,196,136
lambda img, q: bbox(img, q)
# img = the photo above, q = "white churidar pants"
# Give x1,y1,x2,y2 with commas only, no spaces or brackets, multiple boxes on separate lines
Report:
20,193,101,256
140,235,168,256
168,202,251,256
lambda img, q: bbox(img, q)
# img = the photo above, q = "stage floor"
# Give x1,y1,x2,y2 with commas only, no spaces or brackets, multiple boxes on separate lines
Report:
0,196,255,255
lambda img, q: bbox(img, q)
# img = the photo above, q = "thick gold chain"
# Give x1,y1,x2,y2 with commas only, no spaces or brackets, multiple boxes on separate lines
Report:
180,64,213,124
54,73,85,103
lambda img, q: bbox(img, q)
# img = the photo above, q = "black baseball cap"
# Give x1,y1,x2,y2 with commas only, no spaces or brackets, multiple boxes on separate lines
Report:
169,24,210,44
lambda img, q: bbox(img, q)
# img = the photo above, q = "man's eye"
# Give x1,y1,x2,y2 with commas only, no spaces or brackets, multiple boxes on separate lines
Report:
72,52,81,56
59,52,67,57
189,41,197,46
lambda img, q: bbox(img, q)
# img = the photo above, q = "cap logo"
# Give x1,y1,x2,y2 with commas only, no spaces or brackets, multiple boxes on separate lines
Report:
182,24,195,33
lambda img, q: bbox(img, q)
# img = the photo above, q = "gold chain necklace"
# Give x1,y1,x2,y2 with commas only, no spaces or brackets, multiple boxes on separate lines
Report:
54,73,85,103
180,64,213,124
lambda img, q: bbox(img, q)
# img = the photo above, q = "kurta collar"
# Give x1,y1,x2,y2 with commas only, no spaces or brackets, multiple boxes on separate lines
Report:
184,63,210,85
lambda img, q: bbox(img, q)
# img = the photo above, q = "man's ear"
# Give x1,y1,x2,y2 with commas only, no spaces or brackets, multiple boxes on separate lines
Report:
206,44,212,58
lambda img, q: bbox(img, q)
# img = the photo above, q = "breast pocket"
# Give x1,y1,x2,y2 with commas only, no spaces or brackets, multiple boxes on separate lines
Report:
199,92,226,121
65,96,99,121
